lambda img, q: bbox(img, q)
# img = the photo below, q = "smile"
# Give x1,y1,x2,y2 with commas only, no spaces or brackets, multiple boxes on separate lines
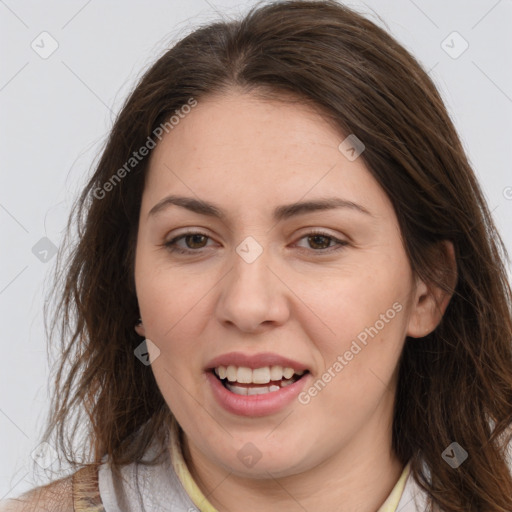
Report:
213,365,307,395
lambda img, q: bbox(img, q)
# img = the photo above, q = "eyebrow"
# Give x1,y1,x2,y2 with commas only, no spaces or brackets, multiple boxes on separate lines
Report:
148,194,373,221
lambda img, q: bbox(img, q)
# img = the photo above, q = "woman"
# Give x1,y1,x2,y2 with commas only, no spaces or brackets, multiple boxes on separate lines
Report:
2,1,511,511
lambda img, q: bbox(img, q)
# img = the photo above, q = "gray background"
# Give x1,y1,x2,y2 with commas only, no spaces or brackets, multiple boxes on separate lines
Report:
1,0,511,499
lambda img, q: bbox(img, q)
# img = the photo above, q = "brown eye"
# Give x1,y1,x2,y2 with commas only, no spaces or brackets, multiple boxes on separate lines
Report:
307,234,332,250
183,234,208,249
295,231,348,253
164,231,213,254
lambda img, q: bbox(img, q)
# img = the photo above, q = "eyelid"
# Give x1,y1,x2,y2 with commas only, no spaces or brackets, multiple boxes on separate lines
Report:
163,230,218,252
293,229,348,249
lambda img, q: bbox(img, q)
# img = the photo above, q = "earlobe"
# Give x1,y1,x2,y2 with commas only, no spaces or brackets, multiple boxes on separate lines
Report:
135,319,146,337
406,240,457,338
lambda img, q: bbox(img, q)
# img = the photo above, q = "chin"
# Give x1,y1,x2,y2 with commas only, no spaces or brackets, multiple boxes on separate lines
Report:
211,441,310,479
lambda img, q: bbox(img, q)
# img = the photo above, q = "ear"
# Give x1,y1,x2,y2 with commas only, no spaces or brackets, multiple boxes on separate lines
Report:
135,320,146,337
406,240,457,338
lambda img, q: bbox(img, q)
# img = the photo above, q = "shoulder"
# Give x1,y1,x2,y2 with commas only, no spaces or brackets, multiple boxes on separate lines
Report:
0,475,73,512
0,464,104,512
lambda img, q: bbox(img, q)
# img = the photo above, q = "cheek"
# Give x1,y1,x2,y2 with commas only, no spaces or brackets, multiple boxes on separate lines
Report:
135,248,213,341
299,270,407,435
135,259,211,413
302,259,410,354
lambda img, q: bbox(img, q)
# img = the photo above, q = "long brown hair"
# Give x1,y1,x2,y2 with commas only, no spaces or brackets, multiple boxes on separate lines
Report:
39,1,512,510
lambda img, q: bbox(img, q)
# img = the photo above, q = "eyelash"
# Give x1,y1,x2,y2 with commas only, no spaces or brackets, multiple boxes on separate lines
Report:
163,230,348,256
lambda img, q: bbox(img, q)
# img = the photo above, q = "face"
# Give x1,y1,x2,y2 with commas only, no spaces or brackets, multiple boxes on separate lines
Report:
134,91,437,479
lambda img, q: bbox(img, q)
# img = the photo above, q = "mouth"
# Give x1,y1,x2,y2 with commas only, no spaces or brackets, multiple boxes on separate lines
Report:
209,365,310,396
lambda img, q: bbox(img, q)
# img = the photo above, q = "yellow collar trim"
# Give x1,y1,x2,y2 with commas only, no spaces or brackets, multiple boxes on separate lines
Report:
169,416,410,512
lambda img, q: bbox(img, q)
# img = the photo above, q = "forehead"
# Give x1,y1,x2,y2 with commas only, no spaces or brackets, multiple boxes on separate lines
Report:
142,92,390,219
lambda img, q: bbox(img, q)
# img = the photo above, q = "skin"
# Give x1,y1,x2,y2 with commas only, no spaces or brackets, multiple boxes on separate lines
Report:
134,90,454,512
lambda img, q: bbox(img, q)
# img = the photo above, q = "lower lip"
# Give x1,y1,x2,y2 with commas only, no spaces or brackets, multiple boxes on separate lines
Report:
206,371,310,417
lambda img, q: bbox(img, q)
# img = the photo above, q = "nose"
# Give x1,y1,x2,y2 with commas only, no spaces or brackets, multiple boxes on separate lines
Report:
215,247,291,333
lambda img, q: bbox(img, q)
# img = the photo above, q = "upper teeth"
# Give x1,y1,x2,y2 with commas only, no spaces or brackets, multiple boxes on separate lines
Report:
214,365,305,384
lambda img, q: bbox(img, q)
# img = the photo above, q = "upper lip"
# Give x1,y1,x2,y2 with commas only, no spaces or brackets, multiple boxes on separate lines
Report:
205,352,310,372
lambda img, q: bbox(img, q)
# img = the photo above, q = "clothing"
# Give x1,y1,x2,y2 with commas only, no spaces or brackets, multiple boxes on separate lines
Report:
86,416,428,512
72,464,105,512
